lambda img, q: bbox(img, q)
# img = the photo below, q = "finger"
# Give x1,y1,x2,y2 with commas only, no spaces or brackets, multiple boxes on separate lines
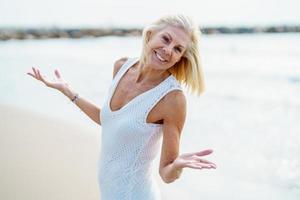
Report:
199,163,217,169
27,72,34,76
193,157,216,166
27,72,36,79
36,69,42,80
54,69,61,78
201,160,217,168
190,159,216,168
32,67,38,77
192,158,217,168
184,149,214,157
34,68,43,80
37,69,47,83
195,149,213,156
187,163,216,170
185,163,203,170
199,165,216,169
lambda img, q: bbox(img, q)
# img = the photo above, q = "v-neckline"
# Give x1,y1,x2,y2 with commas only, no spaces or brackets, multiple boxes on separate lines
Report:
108,58,172,114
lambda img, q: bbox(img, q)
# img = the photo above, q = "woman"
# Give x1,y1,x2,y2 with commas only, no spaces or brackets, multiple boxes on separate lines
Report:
27,14,217,200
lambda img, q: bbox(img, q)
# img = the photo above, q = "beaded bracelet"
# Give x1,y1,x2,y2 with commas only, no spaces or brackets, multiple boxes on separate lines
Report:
71,93,79,103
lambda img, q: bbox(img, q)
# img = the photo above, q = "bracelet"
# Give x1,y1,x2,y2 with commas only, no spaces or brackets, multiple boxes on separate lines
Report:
71,93,79,103
176,168,182,177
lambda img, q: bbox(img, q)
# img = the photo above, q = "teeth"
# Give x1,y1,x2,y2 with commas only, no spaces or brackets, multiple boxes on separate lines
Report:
155,51,166,62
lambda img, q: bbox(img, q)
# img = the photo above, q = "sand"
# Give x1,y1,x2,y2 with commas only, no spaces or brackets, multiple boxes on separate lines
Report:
0,104,101,200
0,104,175,200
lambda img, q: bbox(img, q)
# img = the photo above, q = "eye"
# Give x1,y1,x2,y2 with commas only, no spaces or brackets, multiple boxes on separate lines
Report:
175,47,182,53
162,35,169,43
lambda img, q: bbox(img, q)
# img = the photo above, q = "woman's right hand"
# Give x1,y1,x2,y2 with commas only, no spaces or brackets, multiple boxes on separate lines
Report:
27,67,69,93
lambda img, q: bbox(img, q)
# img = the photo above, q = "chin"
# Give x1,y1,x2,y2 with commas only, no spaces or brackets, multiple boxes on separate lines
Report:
151,60,169,70
148,52,169,70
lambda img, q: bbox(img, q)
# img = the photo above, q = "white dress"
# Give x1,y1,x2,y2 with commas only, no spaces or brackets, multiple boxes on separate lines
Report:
98,57,182,200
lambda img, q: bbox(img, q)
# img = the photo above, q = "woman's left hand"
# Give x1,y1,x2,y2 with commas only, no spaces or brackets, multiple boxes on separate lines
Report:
173,149,217,170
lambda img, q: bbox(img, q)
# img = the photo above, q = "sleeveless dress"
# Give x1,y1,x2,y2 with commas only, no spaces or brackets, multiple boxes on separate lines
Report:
98,57,182,200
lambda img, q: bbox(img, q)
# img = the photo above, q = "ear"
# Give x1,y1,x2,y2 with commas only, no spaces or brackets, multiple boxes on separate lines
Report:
146,30,152,43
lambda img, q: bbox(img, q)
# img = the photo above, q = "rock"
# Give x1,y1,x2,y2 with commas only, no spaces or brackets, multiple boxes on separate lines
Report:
1,25,300,41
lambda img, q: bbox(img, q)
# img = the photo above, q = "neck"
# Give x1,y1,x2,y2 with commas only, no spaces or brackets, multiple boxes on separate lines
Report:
135,61,170,84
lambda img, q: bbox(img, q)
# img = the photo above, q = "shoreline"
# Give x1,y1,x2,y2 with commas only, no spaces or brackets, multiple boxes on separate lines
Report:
1,25,300,41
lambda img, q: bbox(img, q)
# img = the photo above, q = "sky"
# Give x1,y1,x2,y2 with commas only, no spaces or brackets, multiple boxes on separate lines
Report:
0,0,299,28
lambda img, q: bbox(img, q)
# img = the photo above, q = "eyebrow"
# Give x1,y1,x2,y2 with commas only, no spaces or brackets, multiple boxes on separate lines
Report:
165,32,186,49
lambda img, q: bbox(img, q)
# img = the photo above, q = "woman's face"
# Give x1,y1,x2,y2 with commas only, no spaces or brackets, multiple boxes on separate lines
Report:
145,25,190,71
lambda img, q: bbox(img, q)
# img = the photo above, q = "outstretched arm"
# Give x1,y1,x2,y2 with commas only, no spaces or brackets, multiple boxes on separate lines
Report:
159,91,216,183
27,67,101,125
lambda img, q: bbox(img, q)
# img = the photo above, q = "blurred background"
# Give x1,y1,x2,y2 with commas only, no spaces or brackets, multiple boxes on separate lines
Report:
0,0,299,199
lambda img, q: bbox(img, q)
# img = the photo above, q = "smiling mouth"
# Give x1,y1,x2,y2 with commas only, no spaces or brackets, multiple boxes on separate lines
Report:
154,50,168,63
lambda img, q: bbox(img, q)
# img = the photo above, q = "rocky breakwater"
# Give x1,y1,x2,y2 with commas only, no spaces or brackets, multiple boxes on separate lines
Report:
0,28,142,41
0,25,300,41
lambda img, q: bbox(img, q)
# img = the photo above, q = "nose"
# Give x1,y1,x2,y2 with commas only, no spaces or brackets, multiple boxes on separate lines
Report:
162,45,172,56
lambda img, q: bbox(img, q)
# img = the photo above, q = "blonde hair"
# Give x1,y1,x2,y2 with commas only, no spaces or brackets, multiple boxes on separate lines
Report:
140,14,205,95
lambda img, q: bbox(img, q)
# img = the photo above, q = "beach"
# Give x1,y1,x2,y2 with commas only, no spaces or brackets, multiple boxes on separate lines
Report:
0,104,100,200
1,0,299,198
1,34,300,199
0,104,187,200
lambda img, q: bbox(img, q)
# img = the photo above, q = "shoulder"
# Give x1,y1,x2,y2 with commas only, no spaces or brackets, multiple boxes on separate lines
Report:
113,57,128,78
163,90,186,109
153,89,186,136
162,90,186,126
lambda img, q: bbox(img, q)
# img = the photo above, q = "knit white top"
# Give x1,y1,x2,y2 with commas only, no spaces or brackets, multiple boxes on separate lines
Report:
98,57,182,200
